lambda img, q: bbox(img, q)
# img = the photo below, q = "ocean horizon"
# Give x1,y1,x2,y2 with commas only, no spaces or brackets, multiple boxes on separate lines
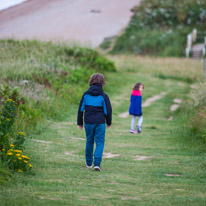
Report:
0,0,28,11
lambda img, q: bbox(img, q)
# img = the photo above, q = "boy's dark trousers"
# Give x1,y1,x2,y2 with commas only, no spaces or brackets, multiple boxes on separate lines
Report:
84,123,105,167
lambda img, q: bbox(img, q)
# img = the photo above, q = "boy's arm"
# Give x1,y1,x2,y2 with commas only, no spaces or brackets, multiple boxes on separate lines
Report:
77,94,85,126
103,94,112,126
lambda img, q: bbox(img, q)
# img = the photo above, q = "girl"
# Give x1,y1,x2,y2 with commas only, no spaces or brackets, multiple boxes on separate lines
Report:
129,82,144,134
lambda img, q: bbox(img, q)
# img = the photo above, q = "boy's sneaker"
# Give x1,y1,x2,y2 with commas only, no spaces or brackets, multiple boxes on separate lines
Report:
130,129,137,134
86,163,92,169
137,126,141,133
94,166,101,171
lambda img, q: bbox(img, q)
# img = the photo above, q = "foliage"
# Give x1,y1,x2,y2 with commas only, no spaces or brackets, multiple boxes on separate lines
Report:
13,132,25,150
0,99,17,148
0,39,116,130
65,47,116,72
0,143,32,173
186,83,206,142
0,99,32,173
111,0,206,56
100,39,112,50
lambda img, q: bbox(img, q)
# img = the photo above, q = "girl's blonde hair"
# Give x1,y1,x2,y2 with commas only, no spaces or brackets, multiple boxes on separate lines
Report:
89,73,105,86
133,82,144,90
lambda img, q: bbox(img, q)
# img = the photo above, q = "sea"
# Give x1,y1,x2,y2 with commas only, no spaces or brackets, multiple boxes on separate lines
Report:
0,0,28,11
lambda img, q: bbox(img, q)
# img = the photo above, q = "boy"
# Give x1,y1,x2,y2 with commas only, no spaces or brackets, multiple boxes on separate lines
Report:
77,73,112,171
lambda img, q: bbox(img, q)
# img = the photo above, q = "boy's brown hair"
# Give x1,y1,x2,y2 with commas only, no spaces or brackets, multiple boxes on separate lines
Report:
133,82,144,90
89,73,105,86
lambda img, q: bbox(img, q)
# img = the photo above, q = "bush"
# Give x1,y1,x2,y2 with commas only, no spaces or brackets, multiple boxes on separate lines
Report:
0,99,17,148
65,47,116,72
0,99,32,173
0,143,32,173
111,0,206,56
179,83,206,144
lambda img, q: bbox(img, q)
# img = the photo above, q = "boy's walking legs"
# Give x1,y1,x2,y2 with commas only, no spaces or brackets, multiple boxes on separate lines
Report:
85,124,95,166
94,124,105,167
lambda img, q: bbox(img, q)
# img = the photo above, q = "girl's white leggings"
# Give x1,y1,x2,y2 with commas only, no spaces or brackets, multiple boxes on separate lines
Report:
131,115,143,130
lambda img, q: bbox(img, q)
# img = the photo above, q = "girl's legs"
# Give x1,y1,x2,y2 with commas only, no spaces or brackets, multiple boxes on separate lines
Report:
130,115,136,130
94,124,105,167
137,115,143,133
137,115,143,127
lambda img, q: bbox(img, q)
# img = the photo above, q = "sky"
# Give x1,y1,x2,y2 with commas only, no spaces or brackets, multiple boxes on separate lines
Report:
0,0,27,11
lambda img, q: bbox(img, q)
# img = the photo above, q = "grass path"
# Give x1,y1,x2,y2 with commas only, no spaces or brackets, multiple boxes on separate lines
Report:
1,60,206,205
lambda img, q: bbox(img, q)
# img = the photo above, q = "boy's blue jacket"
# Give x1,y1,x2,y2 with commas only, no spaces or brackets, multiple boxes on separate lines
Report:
77,84,112,125
129,90,142,116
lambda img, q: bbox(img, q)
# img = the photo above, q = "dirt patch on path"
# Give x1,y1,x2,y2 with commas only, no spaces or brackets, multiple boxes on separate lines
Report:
71,137,85,141
103,153,120,158
165,173,184,177
32,139,52,144
134,155,152,160
119,111,129,118
0,0,141,47
119,92,167,118
142,92,167,107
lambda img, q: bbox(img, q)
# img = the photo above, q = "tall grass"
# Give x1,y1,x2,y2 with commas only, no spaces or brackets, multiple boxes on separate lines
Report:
178,82,206,145
0,39,116,134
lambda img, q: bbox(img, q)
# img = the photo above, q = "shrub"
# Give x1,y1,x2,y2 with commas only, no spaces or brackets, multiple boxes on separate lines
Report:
0,143,32,173
0,99,17,149
179,83,206,144
65,47,116,72
111,0,206,56
0,100,32,173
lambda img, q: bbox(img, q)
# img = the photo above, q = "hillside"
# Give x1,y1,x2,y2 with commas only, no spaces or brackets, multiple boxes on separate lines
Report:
109,0,206,56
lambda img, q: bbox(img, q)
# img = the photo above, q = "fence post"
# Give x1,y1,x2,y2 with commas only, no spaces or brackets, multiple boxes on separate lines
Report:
192,28,197,42
186,34,192,58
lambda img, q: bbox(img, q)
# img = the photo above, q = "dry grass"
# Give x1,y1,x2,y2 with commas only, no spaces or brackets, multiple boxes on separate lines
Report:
107,55,203,81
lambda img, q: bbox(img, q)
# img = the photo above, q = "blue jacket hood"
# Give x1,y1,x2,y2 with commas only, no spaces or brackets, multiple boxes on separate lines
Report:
87,84,103,96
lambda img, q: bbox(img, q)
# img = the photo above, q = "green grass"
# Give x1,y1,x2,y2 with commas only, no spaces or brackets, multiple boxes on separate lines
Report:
0,55,205,205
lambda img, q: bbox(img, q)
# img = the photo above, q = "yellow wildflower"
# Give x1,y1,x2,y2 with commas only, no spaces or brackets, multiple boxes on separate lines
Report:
2,149,5,152
16,154,21,157
10,144,14,148
17,169,22,173
22,155,30,160
23,160,28,164
7,152,13,156
13,160,16,162
18,157,22,160
14,150,22,153
28,164,33,168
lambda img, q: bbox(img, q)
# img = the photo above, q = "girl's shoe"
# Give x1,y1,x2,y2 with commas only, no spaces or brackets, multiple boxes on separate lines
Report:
130,129,137,134
137,126,141,133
